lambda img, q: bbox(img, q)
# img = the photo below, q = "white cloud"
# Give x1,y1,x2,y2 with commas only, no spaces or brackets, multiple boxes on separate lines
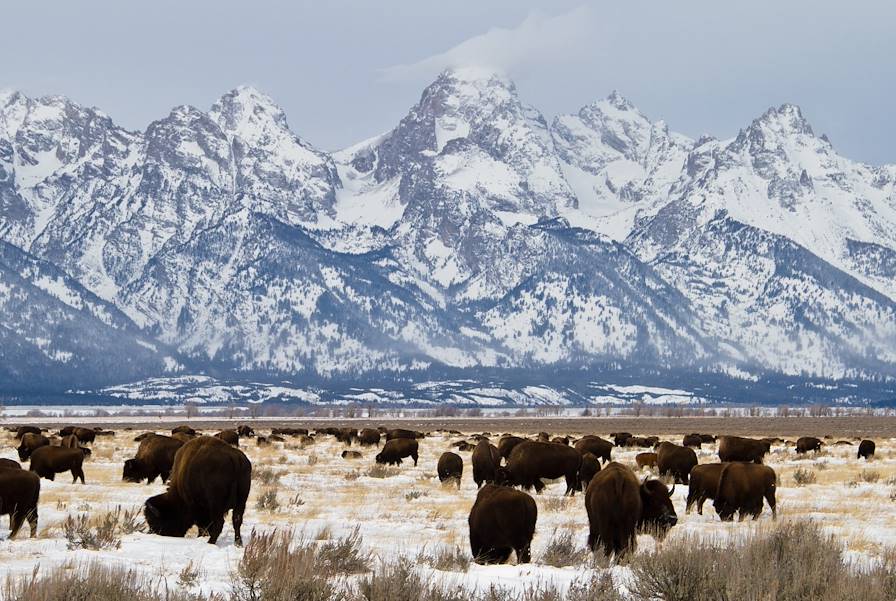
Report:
380,6,593,82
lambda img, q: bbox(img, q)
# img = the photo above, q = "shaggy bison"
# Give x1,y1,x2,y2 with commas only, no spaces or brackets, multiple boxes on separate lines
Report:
468,484,537,564
17,433,50,461
29,446,87,483
437,452,463,488
635,452,658,470
501,441,582,496
0,467,40,538
578,453,601,491
713,462,777,521
375,438,419,466
497,436,527,459
585,462,677,558
656,441,698,484
574,435,613,464
686,463,726,514
795,436,824,454
123,434,185,484
214,430,240,446
357,428,381,446
717,436,770,464
472,440,502,488
858,440,876,460
144,436,251,545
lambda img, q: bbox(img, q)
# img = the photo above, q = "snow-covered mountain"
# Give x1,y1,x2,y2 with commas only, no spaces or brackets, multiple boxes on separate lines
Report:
0,70,894,395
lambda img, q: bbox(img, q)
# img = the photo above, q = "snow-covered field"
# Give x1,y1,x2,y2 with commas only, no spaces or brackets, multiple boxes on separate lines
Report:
0,425,894,598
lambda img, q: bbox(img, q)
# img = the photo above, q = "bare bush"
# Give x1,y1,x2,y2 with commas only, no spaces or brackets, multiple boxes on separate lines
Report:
62,506,143,550
792,467,817,486
539,528,589,567
355,558,467,601
317,527,371,573
365,464,400,479
256,488,280,512
417,545,471,572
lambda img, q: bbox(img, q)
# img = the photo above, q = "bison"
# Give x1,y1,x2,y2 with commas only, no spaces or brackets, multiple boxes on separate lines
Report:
585,462,677,558
578,452,601,491
357,428,381,446
214,430,240,446
15,426,42,439
29,446,87,483
71,427,96,444
717,436,770,464
497,436,527,460
123,434,185,484
635,452,658,470
656,441,698,485
0,458,22,470
144,436,251,545
501,441,582,496
437,452,463,488
795,436,824,454
172,425,197,436
375,438,418,466
468,484,537,564
384,429,423,441
611,432,633,447
17,433,49,461
236,425,254,437
686,463,726,514
472,440,502,488
857,440,875,460
713,462,777,521
0,467,40,538
341,450,362,460
573,436,613,464
682,433,703,448
335,428,357,445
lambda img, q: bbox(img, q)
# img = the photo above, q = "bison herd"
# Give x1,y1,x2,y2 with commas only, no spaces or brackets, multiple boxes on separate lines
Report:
0,423,883,564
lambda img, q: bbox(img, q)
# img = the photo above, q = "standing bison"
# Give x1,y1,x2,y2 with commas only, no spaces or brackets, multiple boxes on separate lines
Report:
682,434,703,448
468,484,537,564
384,429,423,441
686,463,726,514
358,429,381,446
17,433,50,461
656,442,698,484
123,434,185,484
501,441,582,496
375,438,418,466
472,440,502,488
0,467,40,538
585,462,677,558
717,436,770,464
795,437,824,454
578,453,601,491
29,446,88,483
574,436,613,464
635,452,658,470
214,430,240,446
144,436,251,545
497,436,527,460
437,452,463,488
857,440,875,460
713,462,777,521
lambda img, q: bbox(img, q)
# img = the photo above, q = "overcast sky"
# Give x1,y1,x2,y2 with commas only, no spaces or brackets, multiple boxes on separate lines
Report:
3,1,894,164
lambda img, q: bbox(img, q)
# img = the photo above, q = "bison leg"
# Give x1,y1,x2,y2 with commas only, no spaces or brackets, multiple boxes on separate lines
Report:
766,493,777,520
696,496,706,515
564,474,577,496
160,470,171,483
233,507,245,547
27,509,38,538
206,517,225,545
532,479,545,494
9,512,24,539
516,542,531,564
411,452,418,467
147,472,158,484
73,466,85,484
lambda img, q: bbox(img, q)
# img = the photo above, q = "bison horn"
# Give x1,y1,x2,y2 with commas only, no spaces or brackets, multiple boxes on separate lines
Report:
669,484,676,496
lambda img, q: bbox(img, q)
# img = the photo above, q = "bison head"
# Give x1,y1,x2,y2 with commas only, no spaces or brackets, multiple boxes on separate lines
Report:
145,492,192,537
638,479,678,538
16,444,30,462
122,458,145,483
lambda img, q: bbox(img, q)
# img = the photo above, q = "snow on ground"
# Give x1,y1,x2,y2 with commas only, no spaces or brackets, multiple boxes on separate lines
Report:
0,426,894,598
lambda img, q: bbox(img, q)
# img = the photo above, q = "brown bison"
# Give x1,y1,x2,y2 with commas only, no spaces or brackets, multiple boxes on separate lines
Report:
573,436,613,464
375,438,419,466
497,435,527,459
0,467,40,538
29,446,87,483
717,436,770,464
472,440,502,488
699,434,717,444
71,427,96,444
59,434,80,449
686,463,726,514
551,436,570,446
144,436,251,545
585,462,677,558
468,484,537,564
214,430,240,446
0,458,22,470
437,452,463,488
341,450,362,460
236,425,254,437
857,440,875,460
635,452,658,470
15,426,42,439
335,428,357,445
172,432,196,444
123,434,185,484
17,433,50,461
795,436,824,454
612,432,633,446
501,441,582,496
682,434,703,448
623,436,656,448
456,441,475,452
578,453,601,491
656,442,698,485
713,462,777,521
172,425,197,436
384,428,423,441
357,428,381,446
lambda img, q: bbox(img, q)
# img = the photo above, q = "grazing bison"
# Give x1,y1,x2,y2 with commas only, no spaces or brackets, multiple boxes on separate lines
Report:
699,434,717,444
172,425,197,436
497,436,527,460
0,458,22,470
456,441,475,452
635,452,658,470
578,453,601,491
437,452,463,488
384,429,423,441
468,484,537,564
612,433,633,447
857,440,875,460
357,428,381,446
535,432,551,443
15,426,42,439
144,437,251,545
585,462,677,558
272,427,308,437
472,440,502,488
717,436,770,464
574,436,613,464
71,428,96,444
60,434,80,449
341,450,362,460
214,430,240,446
713,462,777,521
236,425,254,437
29,446,87,483
0,467,40,538
335,428,357,445
686,463,726,514
682,434,703,448
656,442,698,485
795,436,824,454
17,433,50,461
123,434,185,484
501,441,582,496
375,438,419,466
623,436,656,448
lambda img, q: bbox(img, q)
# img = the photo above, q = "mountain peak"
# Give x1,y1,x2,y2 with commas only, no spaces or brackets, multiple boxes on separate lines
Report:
606,90,635,111
438,65,512,86
752,103,814,136
210,85,291,140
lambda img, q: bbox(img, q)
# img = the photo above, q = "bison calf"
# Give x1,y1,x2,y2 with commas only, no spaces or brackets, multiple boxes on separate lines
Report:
468,484,537,564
